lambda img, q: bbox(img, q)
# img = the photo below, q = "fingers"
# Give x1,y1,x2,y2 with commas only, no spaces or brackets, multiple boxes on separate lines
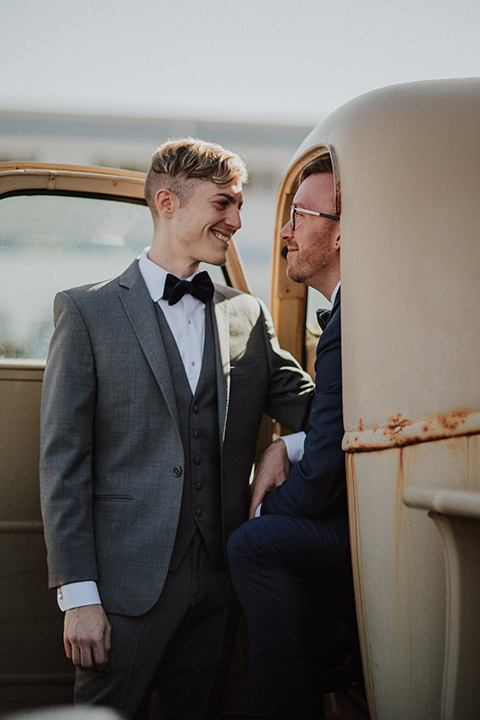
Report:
94,619,112,671
248,490,264,519
64,605,111,671
248,439,292,519
248,474,269,519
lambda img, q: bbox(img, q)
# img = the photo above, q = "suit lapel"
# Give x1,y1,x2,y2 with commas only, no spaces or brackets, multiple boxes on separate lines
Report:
118,267,232,444
118,261,181,433
212,290,230,444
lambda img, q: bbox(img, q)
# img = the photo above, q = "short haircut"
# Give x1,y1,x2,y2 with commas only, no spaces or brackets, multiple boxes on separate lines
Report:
298,153,333,184
144,137,248,212
297,152,340,217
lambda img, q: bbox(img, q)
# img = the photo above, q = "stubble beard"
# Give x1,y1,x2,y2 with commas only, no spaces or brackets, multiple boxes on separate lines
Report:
287,225,335,287
286,263,307,285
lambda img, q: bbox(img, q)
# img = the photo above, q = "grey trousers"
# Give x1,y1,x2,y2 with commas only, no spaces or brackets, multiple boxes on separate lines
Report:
74,533,234,720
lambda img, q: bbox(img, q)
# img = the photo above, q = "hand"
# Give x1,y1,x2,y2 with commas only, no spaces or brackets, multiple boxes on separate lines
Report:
249,438,291,518
64,604,112,671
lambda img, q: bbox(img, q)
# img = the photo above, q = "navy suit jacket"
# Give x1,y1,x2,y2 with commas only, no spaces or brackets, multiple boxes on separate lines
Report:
261,290,346,518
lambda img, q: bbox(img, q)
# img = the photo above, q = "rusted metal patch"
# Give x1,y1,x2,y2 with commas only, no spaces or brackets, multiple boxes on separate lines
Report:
346,455,378,719
343,410,478,452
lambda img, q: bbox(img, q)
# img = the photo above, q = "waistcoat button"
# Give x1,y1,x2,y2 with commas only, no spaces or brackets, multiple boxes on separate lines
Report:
193,429,201,439
195,482,203,491
194,456,202,465
192,404,199,414
195,507,203,517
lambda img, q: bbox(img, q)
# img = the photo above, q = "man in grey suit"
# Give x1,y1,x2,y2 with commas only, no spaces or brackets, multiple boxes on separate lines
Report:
40,138,314,720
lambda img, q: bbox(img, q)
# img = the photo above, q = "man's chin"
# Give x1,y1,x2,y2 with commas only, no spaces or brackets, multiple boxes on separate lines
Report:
211,256,228,267
286,268,303,285
199,252,228,268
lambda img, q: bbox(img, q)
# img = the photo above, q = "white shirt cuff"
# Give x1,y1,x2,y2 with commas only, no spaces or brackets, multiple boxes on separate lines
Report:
57,581,102,611
254,503,262,517
281,431,306,464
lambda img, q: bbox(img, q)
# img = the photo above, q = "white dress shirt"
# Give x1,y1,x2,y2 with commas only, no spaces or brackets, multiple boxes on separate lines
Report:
138,249,207,394
57,249,209,610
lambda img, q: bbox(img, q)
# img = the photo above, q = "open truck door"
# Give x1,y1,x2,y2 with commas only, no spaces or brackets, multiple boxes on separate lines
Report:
0,162,249,713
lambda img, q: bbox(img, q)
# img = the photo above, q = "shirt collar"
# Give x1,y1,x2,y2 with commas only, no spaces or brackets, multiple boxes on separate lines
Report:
138,248,197,303
330,280,341,307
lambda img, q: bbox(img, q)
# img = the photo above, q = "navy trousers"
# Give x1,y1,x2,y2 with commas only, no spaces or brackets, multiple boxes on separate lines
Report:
227,511,355,720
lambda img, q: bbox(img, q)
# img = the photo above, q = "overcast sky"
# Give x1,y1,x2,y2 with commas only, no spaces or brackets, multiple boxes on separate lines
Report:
2,0,479,124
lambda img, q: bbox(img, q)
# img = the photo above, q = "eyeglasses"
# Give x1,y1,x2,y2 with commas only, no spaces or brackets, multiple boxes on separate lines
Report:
290,205,340,231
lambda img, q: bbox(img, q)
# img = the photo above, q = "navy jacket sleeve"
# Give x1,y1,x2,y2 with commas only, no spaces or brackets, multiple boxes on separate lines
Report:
261,298,346,519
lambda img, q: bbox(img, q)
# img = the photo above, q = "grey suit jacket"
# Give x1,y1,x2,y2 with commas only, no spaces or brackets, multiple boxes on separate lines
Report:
40,260,314,615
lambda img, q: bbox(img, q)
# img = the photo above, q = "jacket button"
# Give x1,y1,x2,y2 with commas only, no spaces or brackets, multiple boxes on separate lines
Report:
173,466,182,477
195,507,203,517
194,456,202,465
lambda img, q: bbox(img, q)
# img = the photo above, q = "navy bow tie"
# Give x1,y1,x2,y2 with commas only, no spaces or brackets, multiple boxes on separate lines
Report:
316,309,331,330
162,270,214,306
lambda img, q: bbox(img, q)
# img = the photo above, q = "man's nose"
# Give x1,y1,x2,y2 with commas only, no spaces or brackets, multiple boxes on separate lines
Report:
280,221,293,240
226,207,242,231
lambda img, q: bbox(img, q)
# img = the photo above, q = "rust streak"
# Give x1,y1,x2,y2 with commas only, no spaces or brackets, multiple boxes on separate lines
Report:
395,448,405,595
345,410,475,452
346,454,377,718
438,411,468,432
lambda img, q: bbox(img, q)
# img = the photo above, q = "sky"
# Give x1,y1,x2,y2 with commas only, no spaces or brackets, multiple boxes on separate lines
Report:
1,0,479,125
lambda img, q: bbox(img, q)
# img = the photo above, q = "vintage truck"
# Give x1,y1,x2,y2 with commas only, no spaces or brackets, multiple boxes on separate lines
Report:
1,77,480,719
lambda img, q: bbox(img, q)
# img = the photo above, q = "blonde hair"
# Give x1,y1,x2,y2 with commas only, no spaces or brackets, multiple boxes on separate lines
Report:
144,137,248,211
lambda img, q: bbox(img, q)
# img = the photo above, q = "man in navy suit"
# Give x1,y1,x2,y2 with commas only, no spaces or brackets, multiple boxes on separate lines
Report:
227,155,356,720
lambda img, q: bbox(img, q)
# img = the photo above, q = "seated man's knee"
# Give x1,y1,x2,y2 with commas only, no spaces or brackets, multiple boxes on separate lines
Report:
227,521,252,564
227,519,271,580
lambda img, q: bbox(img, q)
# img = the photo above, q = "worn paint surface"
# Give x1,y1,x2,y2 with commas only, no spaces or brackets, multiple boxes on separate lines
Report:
345,438,480,718
346,454,378,720
343,410,477,452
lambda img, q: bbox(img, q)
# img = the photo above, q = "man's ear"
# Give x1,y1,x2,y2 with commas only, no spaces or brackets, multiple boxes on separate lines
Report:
155,189,176,219
335,232,341,249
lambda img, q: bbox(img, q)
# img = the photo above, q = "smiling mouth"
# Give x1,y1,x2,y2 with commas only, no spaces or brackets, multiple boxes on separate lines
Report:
212,230,231,244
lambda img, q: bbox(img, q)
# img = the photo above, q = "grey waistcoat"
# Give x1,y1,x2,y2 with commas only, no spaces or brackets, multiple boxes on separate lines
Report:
154,302,223,571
